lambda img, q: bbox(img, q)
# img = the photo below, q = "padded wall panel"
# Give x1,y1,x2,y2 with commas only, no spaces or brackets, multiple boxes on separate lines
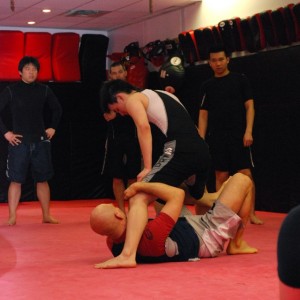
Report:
194,28,214,60
24,32,53,81
51,33,81,82
260,10,279,47
178,31,198,64
127,57,149,89
240,17,258,53
0,31,24,81
218,20,236,53
249,14,266,51
271,8,290,45
232,18,247,51
79,34,109,86
283,4,298,43
211,26,223,45
294,3,300,40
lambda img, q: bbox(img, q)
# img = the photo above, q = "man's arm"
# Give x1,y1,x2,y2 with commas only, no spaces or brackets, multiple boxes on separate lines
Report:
0,88,23,145
124,182,184,223
46,86,62,132
126,93,152,181
244,99,254,147
198,109,208,139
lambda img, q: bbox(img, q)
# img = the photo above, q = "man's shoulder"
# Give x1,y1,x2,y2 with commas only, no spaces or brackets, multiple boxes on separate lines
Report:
35,82,49,89
6,81,21,89
228,72,248,80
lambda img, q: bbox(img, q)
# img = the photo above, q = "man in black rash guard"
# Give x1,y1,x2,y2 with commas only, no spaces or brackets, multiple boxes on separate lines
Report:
97,79,210,268
0,56,62,225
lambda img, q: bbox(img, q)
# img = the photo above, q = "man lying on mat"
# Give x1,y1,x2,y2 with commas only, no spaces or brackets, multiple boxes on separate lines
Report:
90,173,257,268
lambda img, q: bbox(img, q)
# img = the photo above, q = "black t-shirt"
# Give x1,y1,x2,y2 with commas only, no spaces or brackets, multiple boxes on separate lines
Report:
107,114,137,141
199,72,253,136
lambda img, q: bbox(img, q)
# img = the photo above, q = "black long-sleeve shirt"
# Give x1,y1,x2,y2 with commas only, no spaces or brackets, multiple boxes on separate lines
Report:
0,81,62,142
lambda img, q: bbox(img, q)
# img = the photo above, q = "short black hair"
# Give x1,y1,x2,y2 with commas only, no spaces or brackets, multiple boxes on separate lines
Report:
209,44,230,58
110,61,126,72
100,79,138,113
18,56,40,72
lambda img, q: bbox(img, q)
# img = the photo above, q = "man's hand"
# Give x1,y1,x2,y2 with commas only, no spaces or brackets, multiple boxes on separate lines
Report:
124,182,141,200
4,131,23,146
45,128,56,139
137,168,151,182
243,131,253,147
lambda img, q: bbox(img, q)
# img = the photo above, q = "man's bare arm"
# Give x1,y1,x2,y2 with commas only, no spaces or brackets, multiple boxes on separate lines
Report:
124,182,184,222
198,109,208,139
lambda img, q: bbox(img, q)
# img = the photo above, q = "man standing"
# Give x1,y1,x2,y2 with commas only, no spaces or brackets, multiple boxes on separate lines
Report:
0,56,62,225
102,62,141,213
198,45,263,225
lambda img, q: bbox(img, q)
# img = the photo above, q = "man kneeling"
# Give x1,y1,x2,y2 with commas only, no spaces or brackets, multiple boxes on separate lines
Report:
91,173,257,268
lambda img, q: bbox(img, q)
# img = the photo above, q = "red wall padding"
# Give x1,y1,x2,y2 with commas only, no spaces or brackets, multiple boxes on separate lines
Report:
24,32,53,81
0,31,24,81
127,56,149,89
51,33,81,82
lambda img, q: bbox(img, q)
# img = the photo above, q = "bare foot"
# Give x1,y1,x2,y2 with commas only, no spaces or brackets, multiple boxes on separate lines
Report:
250,214,264,225
226,239,258,255
7,216,16,226
94,254,137,269
43,216,59,224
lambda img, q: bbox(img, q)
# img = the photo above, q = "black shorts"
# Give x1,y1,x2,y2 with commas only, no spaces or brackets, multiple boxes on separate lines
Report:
143,139,210,199
208,133,253,172
6,140,53,184
108,137,141,179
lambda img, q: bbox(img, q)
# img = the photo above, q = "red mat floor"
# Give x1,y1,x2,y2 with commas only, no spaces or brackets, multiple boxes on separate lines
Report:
0,200,285,299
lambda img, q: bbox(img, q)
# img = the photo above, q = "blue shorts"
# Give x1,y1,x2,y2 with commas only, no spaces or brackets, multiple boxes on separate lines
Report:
6,140,53,184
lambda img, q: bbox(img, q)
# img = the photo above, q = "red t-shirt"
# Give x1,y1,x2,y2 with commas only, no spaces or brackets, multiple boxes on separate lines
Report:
108,212,175,257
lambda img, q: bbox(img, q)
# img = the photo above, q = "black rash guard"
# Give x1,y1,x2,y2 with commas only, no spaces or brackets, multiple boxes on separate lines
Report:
0,81,62,142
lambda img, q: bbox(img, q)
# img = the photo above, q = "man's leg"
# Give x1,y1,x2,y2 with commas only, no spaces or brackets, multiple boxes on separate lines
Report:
7,182,22,226
95,192,156,268
113,178,126,213
113,178,137,213
195,177,232,215
215,170,229,191
217,173,257,254
238,168,263,225
36,181,58,224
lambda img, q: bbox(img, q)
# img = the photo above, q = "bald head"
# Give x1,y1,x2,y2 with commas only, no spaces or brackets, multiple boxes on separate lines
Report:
90,204,126,237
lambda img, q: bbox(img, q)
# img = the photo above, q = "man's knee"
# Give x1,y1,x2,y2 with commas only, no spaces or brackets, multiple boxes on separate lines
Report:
232,173,252,189
237,168,253,180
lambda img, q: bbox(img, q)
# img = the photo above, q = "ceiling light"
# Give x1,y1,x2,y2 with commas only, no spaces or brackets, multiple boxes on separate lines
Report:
27,21,36,25
42,9,51,13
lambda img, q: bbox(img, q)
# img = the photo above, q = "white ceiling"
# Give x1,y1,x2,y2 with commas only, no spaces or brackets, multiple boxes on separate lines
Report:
0,0,200,31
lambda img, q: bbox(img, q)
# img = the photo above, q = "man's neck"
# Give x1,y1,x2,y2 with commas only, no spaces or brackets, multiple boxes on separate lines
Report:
215,69,230,78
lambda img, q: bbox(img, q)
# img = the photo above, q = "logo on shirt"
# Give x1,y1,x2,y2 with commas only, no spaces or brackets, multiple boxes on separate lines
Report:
164,147,173,156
